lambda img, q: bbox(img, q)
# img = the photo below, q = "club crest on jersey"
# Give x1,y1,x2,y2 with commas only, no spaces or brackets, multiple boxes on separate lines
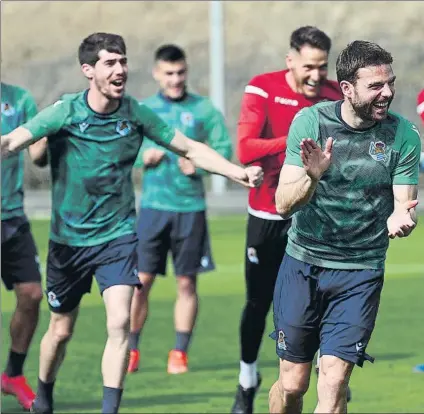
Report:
180,112,194,127
116,120,131,136
1,102,16,116
369,141,387,162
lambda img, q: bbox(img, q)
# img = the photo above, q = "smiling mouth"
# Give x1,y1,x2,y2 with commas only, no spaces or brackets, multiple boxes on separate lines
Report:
305,80,319,88
374,101,389,109
111,79,125,87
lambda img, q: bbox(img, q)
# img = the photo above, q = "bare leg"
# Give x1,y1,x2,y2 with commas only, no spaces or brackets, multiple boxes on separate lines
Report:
269,359,311,414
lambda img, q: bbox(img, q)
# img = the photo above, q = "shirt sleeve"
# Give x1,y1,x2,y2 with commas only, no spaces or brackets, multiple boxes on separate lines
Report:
284,108,319,168
22,99,71,140
237,76,287,165
136,102,175,146
417,89,424,125
392,121,422,185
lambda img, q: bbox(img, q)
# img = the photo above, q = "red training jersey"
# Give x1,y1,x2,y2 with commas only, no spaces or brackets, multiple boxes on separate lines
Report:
237,69,342,219
417,89,424,125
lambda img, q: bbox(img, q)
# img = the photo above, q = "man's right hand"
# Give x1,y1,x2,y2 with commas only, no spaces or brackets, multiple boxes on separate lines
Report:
300,137,333,181
143,148,165,167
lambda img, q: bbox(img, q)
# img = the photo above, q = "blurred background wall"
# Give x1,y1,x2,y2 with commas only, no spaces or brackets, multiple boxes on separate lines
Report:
2,1,424,189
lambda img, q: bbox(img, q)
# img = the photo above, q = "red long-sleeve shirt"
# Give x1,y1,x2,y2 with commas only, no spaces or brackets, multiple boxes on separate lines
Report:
237,69,342,218
417,89,424,125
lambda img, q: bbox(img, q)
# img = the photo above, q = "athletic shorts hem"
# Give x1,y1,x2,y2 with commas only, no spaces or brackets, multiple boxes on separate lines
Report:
99,281,142,296
276,352,314,364
320,348,371,368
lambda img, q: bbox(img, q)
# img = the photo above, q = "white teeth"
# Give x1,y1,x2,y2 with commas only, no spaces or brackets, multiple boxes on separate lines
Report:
374,102,388,108
306,81,317,87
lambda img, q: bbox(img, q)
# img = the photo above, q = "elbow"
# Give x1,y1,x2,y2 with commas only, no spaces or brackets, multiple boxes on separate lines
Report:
32,156,49,168
275,193,292,219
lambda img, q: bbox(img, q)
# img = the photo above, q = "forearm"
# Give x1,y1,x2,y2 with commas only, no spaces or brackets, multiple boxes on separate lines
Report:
186,140,245,185
28,137,48,167
1,127,36,158
237,136,286,165
275,174,318,219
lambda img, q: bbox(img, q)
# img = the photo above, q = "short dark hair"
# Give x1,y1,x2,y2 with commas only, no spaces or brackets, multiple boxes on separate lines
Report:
78,32,126,66
290,26,332,53
154,44,186,62
336,40,393,84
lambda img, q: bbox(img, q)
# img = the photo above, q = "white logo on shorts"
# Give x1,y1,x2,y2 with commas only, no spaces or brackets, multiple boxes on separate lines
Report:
247,247,259,264
47,291,61,308
200,256,209,268
355,342,365,353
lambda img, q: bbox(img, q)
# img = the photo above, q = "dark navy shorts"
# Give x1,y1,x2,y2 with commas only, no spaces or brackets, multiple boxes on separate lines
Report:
271,253,384,367
137,208,215,277
46,233,141,313
1,216,42,290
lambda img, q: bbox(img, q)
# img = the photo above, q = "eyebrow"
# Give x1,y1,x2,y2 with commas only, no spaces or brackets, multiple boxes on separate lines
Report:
368,76,396,87
104,57,127,65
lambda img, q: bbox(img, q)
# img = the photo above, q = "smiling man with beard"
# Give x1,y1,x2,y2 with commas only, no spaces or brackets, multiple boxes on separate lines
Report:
231,26,342,414
0,33,264,414
269,40,421,414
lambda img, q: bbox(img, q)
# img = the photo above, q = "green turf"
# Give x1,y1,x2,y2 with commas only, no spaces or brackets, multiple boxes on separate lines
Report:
2,215,424,413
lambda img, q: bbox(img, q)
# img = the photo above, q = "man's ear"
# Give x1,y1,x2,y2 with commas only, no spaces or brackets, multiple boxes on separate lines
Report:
81,63,94,80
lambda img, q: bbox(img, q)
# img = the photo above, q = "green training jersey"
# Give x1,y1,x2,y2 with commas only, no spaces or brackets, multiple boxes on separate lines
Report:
1,83,38,220
284,100,421,270
22,90,175,247
134,92,233,212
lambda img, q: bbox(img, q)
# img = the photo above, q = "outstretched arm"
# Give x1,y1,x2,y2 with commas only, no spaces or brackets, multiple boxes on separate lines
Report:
1,126,37,157
168,129,263,188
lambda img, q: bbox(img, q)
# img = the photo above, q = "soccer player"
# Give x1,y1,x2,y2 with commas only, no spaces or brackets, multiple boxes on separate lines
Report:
231,26,342,413
1,82,48,411
0,33,263,414
269,40,421,413
413,88,424,374
128,44,233,375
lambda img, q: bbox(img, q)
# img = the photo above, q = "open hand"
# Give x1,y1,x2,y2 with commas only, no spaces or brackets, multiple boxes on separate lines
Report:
178,157,196,176
143,149,165,167
300,137,333,181
387,200,418,239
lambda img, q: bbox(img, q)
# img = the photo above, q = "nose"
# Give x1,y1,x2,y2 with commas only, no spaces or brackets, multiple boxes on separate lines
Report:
381,83,393,98
310,69,321,82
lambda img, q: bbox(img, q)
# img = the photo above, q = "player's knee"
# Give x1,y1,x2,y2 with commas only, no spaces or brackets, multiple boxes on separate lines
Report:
49,317,74,345
280,361,310,397
280,372,310,397
106,311,130,340
319,356,352,393
177,276,197,298
16,283,43,312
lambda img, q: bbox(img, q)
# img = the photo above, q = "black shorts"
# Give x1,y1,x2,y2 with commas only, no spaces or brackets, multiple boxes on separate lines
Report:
1,216,42,290
245,213,291,288
137,208,215,277
271,254,384,367
46,233,141,313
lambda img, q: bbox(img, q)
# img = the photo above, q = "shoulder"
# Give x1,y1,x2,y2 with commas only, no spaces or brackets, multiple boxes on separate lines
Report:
243,70,286,98
417,88,424,103
2,82,34,103
389,112,421,143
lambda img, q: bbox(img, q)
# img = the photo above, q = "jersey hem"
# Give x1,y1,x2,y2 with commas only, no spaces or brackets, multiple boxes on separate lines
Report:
139,202,206,213
48,230,135,247
286,244,385,270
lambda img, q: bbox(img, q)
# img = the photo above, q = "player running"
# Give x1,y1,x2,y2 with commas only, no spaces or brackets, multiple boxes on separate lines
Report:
231,26,342,414
1,33,263,414
1,82,48,411
128,44,233,375
270,40,421,414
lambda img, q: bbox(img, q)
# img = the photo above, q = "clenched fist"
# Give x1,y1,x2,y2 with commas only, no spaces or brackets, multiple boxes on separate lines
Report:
143,149,165,167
